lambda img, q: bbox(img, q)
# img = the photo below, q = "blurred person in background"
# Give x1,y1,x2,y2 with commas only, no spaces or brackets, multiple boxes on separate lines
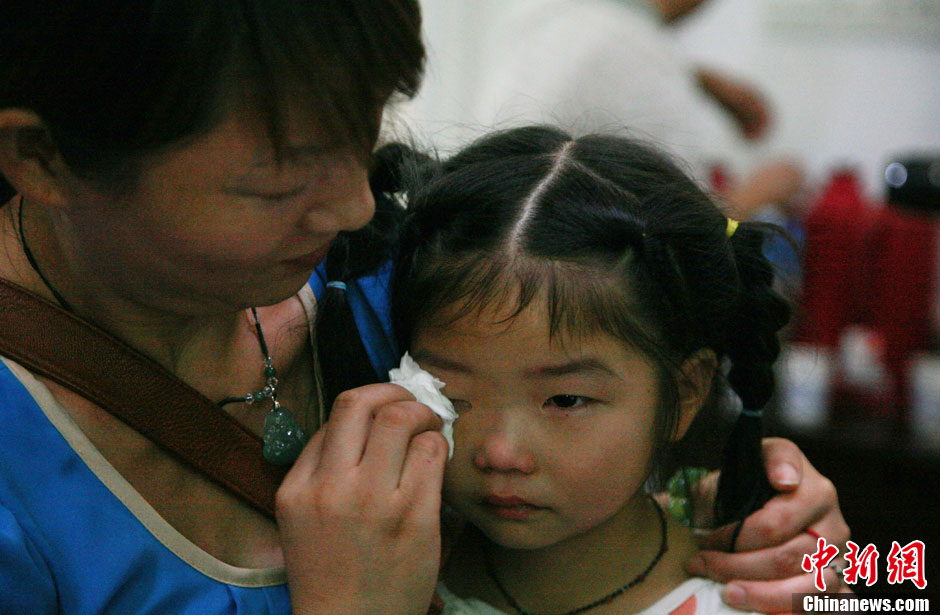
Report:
400,0,805,220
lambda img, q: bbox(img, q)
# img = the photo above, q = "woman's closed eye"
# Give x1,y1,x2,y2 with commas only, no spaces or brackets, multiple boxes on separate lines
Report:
239,186,306,202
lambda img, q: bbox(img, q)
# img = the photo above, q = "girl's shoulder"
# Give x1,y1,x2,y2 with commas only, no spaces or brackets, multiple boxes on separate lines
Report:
437,581,510,615
634,577,762,615
437,578,761,615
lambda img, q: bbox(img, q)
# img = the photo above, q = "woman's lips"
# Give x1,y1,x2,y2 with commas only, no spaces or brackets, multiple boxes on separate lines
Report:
481,495,546,520
284,244,331,270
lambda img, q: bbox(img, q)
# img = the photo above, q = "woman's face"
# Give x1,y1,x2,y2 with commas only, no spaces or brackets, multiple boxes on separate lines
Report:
411,298,662,551
63,103,377,315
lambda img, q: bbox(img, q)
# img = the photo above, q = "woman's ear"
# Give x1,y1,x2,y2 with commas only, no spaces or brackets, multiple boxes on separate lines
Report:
0,109,71,207
673,348,718,440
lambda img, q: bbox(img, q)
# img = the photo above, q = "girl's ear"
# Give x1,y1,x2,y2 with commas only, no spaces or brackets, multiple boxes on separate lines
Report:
0,109,71,208
673,348,718,440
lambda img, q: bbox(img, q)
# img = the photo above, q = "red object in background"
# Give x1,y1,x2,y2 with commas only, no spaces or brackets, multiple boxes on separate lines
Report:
709,163,733,194
796,169,938,420
863,206,936,411
796,170,873,348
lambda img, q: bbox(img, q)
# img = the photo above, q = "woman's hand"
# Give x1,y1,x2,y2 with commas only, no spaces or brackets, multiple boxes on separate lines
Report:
688,438,851,613
276,383,448,615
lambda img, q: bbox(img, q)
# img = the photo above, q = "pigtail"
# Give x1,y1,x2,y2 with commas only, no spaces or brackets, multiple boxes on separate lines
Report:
315,236,376,412
315,142,434,411
714,222,791,539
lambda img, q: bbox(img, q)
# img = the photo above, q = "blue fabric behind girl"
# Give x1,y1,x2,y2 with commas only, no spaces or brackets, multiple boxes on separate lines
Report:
310,260,399,379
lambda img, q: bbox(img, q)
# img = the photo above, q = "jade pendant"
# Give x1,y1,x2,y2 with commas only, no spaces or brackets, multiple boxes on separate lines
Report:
263,405,308,465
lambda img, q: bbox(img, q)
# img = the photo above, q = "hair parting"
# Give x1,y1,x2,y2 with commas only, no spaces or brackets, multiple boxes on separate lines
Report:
507,140,575,253
383,125,791,531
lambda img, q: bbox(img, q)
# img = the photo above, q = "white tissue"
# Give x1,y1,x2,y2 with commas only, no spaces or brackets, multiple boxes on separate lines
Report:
388,352,458,459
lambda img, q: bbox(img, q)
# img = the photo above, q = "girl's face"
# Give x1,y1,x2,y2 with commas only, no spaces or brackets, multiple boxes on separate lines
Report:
411,298,662,551
62,102,377,315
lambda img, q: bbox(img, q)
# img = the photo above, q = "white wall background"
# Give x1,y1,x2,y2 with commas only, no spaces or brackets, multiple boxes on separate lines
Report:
673,0,940,199
399,0,940,200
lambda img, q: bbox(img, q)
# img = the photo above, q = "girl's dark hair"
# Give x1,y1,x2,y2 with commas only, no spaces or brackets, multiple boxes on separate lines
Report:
0,0,424,183
316,143,436,407
387,126,790,530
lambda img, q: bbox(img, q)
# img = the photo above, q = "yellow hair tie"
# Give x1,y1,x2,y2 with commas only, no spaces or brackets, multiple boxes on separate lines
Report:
726,218,739,238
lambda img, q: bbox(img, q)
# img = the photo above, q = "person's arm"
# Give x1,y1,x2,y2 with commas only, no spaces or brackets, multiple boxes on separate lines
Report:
277,383,448,615
688,438,852,613
695,66,772,141
649,0,708,24
724,158,805,220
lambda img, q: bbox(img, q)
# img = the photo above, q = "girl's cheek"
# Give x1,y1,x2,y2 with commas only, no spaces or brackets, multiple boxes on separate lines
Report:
440,476,463,507
441,456,473,495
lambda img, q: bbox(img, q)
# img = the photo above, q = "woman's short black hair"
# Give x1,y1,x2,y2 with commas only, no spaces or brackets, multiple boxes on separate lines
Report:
0,0,424,182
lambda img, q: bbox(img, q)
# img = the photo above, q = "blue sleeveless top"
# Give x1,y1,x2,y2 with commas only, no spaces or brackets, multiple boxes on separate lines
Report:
0,263,398,614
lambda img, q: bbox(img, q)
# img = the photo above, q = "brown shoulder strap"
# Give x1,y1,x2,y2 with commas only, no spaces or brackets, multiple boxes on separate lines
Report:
0,277,286,519
0,276,454,614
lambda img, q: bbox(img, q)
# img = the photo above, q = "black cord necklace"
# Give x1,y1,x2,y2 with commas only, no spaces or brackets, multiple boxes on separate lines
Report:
17,194,308,465
217,308,309,465
482,496,668,615
17,195,75,313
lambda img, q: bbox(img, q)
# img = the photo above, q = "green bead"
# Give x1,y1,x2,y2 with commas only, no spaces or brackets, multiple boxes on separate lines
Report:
264,365,277,378
252,391,267,403
665,467,710,527
263,407,308,465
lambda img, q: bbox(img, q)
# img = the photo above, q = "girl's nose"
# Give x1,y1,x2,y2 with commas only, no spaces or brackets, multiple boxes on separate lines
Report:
471,413,537,475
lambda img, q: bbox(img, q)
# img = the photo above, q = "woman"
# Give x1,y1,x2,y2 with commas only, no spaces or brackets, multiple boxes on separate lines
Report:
0,2,847,614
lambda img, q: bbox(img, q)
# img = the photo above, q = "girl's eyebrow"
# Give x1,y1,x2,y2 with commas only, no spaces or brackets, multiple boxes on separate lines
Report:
411,350,616,380
409,350,475,375
524,358,616,379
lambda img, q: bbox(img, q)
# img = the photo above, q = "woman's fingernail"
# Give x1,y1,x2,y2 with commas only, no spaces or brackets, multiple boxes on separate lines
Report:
686,554,706,576
723,584,746,607
774,462,800,486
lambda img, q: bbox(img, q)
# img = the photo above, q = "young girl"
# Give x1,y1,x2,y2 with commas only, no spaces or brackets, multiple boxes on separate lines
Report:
388,126,790,614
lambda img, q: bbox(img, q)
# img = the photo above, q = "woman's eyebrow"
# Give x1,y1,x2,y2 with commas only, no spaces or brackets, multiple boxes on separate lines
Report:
524,358,616,379
247,142,342,169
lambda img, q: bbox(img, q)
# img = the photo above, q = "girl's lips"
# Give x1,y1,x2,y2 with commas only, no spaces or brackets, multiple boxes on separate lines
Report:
481,495,546,520
484,495,533,507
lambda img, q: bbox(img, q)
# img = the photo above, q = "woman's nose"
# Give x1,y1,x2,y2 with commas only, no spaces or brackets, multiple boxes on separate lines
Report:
331,167,375,233
303,160,375,235
471,413,537,475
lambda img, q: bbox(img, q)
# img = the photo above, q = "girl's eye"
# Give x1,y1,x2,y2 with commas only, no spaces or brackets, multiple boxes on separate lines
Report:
544,395,589,410
448,399,472,414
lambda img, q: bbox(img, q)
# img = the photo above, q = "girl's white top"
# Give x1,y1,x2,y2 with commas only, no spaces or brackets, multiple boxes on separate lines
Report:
388,352,458,459
437,577,762,615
